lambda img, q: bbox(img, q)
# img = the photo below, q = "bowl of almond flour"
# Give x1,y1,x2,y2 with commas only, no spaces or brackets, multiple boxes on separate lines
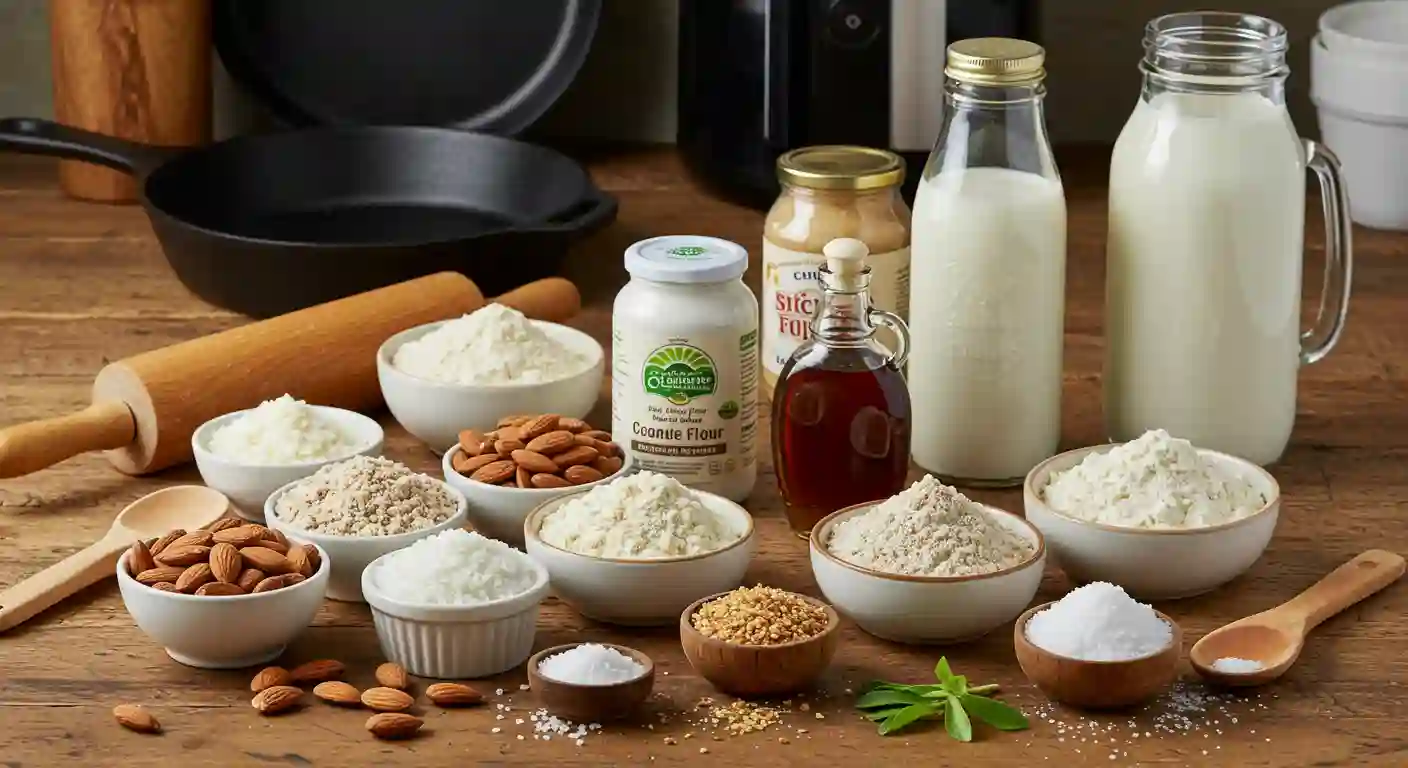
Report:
1023,429,1280,601
809,475,1045,644
265,455,468,602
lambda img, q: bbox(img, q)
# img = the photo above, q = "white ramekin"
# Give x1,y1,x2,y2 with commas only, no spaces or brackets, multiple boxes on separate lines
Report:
360,547,551,678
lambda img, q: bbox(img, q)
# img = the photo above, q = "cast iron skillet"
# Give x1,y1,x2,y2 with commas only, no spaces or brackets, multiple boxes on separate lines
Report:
0,118,616,318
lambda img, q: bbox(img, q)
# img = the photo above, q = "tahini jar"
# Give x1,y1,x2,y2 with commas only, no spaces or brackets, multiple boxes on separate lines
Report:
612,236,759,502
908,38,1067,487
762,146,910,399
1105,12,1353,465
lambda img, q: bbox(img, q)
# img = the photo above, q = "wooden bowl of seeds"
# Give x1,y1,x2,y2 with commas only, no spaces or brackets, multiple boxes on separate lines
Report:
679,586,840,698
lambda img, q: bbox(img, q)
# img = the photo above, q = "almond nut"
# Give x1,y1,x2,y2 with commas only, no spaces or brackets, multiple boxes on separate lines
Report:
425,682,484,707
136,566,187,586
299,544,321,574
458,429,487,456
366,712,423,740
170,530,214,549
594,439,620,458
552,445,599,468
209,542,243,583
572,433,597,448
525,430,574,455
151,582,178,592
360,686,414,712
127,540,156,576
453,452,499,476
510,449,558,474
250,667,293,692
530,473,572,489
290,659,346,684
175,563,215,593
494,438,526,456
497,414,534,428
257,537,290,555
517,414,559,440
154,544,210,568
515,464,532,487
213,525,267,547
314,681,363,706
147,530,185,556
264,528,289,547
113,703,160,734
195,582,244,596
495,425,521,442
469,459,516,485
252,573,302,593
285,545,313,578
251,685,303,715
240,546,290,574
202,517,242,533
591,455,624,476
564,464,606,485
236,568,266,592
558,417,589,433
580,429,612,442
374,662,410,690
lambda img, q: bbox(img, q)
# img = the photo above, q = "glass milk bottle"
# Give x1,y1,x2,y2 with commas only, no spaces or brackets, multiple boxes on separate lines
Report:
909,38,1067,487
1105,12,1353,465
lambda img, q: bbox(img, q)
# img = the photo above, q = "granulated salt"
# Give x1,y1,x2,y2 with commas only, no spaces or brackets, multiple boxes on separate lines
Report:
1211,657,1264,673
1025,582,1172,661
537,643,646,686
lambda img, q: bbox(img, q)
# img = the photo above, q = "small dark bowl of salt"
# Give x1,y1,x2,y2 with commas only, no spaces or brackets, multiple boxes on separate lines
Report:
527,642,655,722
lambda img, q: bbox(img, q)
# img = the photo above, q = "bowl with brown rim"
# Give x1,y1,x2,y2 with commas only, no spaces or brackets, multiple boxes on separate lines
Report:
680,590,841,698
809,500,1046,644
1013,600,1183,709
527,642,655,721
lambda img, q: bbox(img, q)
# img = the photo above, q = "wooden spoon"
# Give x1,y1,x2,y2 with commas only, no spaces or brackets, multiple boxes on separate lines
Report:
0,485,230,632
1190,549,1405,687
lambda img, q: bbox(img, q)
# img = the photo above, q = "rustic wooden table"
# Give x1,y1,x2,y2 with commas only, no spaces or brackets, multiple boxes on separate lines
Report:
0,149,1404,767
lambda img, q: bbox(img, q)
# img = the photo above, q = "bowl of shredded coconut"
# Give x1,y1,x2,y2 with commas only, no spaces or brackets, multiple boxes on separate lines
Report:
1023,429,1281,600
192,395,385,520
265,455,469,602
376,304,605,451
361,528,550,678
523,471,756,626
809,474,1045,644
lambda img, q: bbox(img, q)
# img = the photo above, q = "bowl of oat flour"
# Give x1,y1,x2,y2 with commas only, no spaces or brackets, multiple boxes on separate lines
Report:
376,303,604,451
1023,429,1280,600
809,475,1046,644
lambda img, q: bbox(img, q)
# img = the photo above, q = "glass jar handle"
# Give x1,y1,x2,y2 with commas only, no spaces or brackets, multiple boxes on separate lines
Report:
1301,139,1354,365
869,308,910,369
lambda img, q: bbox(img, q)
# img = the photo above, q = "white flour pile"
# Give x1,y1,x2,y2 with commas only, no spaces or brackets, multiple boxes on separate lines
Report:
537,471,739,559
826,475,1034,577
392,303,591,385
1041,429,1267,529
1025,581,1172,661
372,529,540,605
207,395,355,464
274,455,457,537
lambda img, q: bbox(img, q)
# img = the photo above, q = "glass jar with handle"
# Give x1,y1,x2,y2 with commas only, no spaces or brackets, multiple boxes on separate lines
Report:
1105,12,1353,465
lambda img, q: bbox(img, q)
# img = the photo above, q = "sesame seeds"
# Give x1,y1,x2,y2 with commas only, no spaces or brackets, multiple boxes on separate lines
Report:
691,585,830,645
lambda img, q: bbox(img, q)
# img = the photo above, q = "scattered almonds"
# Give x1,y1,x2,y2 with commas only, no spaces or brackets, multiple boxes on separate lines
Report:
251,685,303,715
367,712,423,740
112,704,160,734
691,585,831,646
313,681,363,706
361,687,415,712
375,662,410,690
126,526,316,596
425,682,484,707
289,659,345,684
250,667,293,693
452,414,624,489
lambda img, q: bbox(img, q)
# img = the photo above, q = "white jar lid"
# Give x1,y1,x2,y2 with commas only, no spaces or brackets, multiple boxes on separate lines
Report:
624,236,748,284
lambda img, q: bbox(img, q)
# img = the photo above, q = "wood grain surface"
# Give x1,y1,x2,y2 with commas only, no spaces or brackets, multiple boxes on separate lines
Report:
0,148,1404,767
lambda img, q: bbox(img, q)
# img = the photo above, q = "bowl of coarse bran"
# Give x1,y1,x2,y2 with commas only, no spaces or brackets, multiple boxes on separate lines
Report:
680,586,840,698
264,455,469,602
810,475,1046,645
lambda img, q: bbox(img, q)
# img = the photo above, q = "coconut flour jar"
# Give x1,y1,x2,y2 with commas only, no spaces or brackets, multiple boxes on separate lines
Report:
762,146,911,399
612,236,759,502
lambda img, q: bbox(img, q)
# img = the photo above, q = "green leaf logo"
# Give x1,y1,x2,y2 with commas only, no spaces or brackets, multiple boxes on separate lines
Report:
643,344,717,405
666,245,707,258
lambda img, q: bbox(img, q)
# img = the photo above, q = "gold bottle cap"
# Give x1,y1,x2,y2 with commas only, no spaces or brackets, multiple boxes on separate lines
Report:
945,38,1046,86
777,146,905,191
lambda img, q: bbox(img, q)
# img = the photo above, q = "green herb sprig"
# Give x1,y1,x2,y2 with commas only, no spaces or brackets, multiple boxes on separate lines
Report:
855,657,1029,740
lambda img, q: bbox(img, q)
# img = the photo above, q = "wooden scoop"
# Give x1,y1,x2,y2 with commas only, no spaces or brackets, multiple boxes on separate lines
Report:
0,486,230,632
1190,549,1405,687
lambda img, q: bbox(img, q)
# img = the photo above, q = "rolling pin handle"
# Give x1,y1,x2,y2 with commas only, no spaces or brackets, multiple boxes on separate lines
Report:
0,400,136,478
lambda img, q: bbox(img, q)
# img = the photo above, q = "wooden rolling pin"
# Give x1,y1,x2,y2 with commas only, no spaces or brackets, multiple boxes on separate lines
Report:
0,273,580,478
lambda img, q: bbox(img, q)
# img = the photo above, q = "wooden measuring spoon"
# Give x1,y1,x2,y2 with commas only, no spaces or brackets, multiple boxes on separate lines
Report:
0,485,230,632
1190,549,1405,687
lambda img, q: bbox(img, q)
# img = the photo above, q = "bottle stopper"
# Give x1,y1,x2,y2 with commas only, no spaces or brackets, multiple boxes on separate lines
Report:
822,238,869,290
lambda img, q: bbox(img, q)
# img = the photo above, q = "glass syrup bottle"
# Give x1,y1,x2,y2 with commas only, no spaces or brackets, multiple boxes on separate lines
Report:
771,237,912,538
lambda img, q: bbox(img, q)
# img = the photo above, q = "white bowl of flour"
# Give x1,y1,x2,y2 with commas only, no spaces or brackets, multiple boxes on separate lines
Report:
377,305,604,452
1023,430,1281,600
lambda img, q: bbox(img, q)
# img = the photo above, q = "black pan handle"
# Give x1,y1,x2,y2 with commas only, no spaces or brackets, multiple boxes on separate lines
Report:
0,117,177,176
536,185,618,236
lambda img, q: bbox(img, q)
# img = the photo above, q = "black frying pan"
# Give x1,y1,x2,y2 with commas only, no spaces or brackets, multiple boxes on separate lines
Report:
0,118,616,318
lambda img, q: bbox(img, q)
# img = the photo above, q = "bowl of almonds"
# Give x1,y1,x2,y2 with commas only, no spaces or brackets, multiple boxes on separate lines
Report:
114,520,330,669
441,413,632,548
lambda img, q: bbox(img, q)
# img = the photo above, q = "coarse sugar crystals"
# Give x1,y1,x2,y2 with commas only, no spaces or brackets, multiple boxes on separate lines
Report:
826,474,1034,576
391,303,591,385
691,585,830,645
371,528,541,605
207,394,355,464
273,455,457,537
1211,657,1265,674
1025,581,1173,661
537,471,740,559
536,644,646,685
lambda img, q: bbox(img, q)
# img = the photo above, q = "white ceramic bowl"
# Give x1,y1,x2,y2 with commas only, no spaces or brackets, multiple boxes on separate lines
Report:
1023,444,1281,601
376,319,605,453
264,475,469,603
441,444,634,548
523,488,756,626
361,546,551,678
191,406,385,522
810,502,1046,644
1320,0,1408,63
115,540,330,669
1312,33,1408,230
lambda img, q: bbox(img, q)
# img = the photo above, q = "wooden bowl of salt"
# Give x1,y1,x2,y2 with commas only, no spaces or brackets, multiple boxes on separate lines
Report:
527,643,655,722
